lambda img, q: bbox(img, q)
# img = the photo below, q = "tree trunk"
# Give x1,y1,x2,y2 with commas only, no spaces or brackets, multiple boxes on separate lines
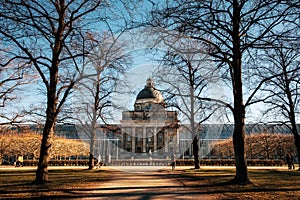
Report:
284,71,300,171
35,54,59,184
232,112,249,184
231,63,250,184
230,0,250,185
88,152,95,170
231,59,250,184
193,135,200,169
34,118,55,184
290,118,300,171
88,133,95,170
294,134,300,171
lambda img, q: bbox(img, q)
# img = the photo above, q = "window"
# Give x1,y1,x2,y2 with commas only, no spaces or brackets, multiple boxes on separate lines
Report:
126,145,131,152
158,132,163,142
137,136,142,142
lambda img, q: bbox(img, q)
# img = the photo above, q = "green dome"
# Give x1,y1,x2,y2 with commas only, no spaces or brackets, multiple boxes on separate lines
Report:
136,87,157,100
134,78,165,111
136,78,164,102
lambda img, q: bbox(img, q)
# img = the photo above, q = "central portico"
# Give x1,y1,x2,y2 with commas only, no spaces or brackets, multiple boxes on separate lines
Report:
120,78,180,159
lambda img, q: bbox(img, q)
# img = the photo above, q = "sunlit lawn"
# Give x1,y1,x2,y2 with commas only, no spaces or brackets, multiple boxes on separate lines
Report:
182,166,300,199
0,166,109,199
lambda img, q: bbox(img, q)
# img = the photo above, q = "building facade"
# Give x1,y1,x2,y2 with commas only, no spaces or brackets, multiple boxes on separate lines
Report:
119,78,180,159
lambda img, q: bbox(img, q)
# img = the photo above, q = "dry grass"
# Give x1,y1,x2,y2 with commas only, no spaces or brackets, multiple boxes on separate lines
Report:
0,167,109,199
0,166,300,199
181,167,300,199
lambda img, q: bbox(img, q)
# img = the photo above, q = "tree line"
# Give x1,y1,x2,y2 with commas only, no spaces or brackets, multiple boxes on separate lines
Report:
211,133,296,160
0,130,89,164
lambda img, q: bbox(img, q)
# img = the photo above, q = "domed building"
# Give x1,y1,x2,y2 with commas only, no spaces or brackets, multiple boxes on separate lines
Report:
134,78,165,111
120,78,180,159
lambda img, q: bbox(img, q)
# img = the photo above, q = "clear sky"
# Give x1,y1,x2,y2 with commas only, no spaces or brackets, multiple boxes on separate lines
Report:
1,0,298,126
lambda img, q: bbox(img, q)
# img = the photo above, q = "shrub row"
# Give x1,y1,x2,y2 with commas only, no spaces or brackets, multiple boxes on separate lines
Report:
21,159,285,166
247,159,285,166
176,159,285,166
109,160,169,166
23,160,100,166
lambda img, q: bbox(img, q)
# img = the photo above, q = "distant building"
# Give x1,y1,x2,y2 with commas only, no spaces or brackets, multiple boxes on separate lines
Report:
1,78,299,161
72,78,300,160
119,78,179,159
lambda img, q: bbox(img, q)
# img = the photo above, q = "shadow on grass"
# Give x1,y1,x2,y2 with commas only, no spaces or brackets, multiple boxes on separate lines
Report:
1,183,300,200
1,167,300,199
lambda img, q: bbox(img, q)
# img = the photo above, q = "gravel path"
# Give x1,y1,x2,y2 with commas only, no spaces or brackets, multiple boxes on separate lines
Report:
80,166,224,200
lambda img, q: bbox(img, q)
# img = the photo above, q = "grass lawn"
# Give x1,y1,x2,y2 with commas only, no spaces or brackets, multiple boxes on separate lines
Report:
181,166,300,199
0,166,109,199
0,166,299,199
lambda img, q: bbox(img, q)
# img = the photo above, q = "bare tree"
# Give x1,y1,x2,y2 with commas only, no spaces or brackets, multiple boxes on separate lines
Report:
154,38,222,169
0,0,109,184
150,0,299,184
73,32,130,169
0,51,30,124
260,43,300,170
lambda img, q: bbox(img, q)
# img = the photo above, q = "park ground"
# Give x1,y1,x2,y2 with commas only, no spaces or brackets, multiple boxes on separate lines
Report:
0,165,300,199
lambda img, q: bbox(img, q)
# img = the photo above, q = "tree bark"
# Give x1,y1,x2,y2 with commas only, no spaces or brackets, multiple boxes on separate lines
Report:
35,110,56,184
88,152,95,170
35,34,60,184
232,108,249,184
229,0,250,185
231,59,250,184
232,48,249,183
193,135,200,169
88,130,96,170
288,105,300,171
294,134,300,171
284,69,300,171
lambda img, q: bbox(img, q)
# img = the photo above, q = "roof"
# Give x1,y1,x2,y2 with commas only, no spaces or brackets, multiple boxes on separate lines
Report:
136,86,158,100
136,78,163,100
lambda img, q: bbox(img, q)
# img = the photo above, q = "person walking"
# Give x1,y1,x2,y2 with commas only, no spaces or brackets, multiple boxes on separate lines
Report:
96,154,101,169
286,154,291,169
171,153,176,170
290,154,295,170
16,155,23,167
286,153,294,170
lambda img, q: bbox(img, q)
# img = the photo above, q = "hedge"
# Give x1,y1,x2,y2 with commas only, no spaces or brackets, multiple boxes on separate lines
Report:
176,159,285,166
22,160,100,166
20,159,285,166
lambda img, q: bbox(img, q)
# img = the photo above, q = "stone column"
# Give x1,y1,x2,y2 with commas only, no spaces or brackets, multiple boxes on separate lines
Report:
131,127,135,159
153,127,157,151
164,129,168,153
176,128,180,153
142,126,146,152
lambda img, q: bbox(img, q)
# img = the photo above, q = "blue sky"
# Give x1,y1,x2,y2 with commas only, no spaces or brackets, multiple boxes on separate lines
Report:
1,0,298,125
